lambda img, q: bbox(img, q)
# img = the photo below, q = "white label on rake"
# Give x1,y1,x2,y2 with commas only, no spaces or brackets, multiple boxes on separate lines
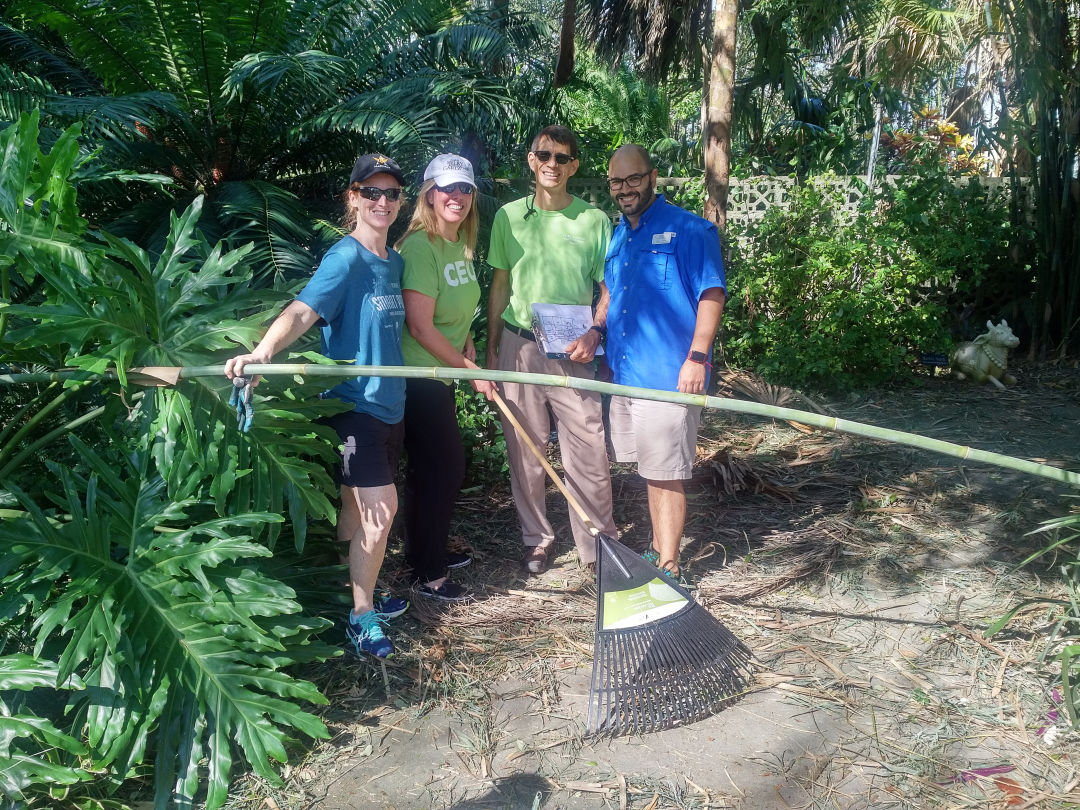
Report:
602,578,689,630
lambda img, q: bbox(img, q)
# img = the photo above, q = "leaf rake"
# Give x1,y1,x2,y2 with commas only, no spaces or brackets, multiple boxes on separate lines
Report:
491,391,753,736
587,534,753,734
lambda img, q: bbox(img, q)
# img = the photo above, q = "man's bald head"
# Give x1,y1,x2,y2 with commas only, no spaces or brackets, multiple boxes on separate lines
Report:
611,144,654,171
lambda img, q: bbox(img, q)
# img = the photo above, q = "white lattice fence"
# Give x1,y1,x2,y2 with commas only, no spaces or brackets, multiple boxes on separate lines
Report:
497,175,1031,225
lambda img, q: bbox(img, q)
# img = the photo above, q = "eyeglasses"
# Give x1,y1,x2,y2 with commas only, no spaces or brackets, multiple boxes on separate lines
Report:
356,186,402,202
531,150,574,165
434,182,475,195
607,173,649,191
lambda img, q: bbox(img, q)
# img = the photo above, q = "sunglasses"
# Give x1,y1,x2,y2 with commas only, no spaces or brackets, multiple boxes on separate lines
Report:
355,186,402,202
435,182,475,195
531,150,574,165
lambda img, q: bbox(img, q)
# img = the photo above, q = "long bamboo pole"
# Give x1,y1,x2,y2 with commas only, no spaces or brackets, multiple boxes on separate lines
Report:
2,363,1078,487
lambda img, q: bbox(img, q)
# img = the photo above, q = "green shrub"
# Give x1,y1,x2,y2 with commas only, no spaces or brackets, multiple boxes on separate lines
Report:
456,383,508,487
723,171,1024,392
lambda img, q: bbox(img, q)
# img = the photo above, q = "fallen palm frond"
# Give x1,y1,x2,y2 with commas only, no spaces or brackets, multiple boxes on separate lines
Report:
697,523,848,602
707,449,799,501
714,367,832,417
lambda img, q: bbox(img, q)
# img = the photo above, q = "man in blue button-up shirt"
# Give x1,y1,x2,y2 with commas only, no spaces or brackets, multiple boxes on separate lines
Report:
604,144,726,583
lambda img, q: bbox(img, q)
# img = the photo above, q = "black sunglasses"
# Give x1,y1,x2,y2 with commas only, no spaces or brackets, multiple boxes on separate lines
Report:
531,150,574,165
356,186,402,202
435,182,475,195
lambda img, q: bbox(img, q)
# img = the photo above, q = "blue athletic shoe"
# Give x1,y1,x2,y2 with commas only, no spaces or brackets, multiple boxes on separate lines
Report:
641,546,660,566
346,609,395,660
373,591,409,620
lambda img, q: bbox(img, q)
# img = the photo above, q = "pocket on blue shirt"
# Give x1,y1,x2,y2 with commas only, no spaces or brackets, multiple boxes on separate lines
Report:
643,242,675,290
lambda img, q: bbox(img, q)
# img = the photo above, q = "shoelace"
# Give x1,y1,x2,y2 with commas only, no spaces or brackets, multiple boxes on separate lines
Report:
357,611,388,642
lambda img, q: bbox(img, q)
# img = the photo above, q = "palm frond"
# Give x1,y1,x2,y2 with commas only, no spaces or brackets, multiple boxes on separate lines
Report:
223,50,356,107
578,0,709,79
0,67,180,142
212,180,318,286
306,93,447,150
0,21,97,94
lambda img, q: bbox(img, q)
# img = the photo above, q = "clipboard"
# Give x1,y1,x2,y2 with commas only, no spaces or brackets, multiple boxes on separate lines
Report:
530,303,604,359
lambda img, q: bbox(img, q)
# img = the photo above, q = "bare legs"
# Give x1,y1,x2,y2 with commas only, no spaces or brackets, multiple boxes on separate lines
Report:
647,479,686,573
338,483,397,614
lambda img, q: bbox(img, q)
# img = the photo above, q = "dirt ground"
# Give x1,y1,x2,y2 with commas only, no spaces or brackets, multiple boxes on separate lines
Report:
229,363,1080,810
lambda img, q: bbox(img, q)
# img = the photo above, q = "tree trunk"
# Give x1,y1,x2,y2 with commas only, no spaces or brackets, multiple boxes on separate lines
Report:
554,0,576,88
703,0,737,231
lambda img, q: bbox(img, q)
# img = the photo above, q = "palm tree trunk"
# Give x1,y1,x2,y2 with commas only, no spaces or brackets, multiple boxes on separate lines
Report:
554,0,577,88
703,0,737,231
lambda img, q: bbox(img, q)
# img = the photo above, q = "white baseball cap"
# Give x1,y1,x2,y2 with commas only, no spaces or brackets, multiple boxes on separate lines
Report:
424,154,475,188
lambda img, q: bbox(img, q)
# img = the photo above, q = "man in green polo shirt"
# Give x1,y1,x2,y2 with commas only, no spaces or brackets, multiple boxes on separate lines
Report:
486,125,618,575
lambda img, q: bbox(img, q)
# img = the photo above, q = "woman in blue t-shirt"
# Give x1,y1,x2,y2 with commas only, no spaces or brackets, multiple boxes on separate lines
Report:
225,153,409,661
396,154,496,604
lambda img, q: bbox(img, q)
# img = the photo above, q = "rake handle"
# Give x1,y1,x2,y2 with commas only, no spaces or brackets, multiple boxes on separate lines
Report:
491,390,600,537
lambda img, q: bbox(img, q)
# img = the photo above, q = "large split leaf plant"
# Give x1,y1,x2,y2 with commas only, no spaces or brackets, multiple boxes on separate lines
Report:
1,112,344,808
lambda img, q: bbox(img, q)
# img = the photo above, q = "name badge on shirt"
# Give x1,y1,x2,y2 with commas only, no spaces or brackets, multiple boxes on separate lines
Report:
652,231,675,245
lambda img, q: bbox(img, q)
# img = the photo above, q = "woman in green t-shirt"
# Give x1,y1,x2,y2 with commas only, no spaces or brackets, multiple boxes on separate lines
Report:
396,154,497,602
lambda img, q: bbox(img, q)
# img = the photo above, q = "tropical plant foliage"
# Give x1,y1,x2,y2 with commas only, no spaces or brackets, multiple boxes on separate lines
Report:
723,168,1023,391
995,0,1080,356
0,443,334,809
1,0,1077,802
0,112,343,808
987,499,1080,729
556,50,701,174
0,0,556,285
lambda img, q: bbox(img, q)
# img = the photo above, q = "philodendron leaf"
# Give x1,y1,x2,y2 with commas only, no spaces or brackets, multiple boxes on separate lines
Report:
5,188,340,548
0,655,91,799
0,439,335,810
0,653,85,691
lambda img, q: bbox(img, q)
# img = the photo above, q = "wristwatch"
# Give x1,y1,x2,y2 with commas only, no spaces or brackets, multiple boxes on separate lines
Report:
589,324,606,338
687,350,708,364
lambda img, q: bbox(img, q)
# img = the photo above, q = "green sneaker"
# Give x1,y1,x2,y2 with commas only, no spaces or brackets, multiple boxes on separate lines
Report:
641,546,660,566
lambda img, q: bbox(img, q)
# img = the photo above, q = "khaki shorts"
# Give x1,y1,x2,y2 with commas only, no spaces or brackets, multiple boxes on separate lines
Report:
607,396,701,481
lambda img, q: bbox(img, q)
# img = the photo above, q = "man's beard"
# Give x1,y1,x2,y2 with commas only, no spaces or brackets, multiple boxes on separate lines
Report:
618,179,655,218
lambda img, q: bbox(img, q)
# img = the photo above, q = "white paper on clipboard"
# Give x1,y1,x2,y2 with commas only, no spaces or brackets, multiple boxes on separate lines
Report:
530,303,604,359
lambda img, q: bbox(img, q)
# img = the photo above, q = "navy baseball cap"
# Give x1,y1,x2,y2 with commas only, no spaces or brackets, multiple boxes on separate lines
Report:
350,154,405,185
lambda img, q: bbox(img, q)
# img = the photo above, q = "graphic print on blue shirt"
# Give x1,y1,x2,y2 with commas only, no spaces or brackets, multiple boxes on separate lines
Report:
296,236,406,423
605,194,726,392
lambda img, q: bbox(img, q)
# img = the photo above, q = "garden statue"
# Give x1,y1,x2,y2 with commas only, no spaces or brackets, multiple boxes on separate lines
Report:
951,320,1019,389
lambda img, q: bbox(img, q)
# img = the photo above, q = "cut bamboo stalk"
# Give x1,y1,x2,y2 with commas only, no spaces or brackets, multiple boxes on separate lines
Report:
1,363,1077,487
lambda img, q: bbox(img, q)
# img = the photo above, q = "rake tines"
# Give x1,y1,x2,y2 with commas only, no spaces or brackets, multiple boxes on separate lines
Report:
586,535,753,736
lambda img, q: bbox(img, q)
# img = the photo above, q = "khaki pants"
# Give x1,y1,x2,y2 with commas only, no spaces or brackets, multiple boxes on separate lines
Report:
497,329,616,564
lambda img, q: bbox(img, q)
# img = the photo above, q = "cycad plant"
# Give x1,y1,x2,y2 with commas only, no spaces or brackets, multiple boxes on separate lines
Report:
1,112,342,808
0,0,552,284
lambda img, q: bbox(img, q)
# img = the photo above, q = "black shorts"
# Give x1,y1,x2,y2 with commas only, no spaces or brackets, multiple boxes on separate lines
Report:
322,411,404,489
